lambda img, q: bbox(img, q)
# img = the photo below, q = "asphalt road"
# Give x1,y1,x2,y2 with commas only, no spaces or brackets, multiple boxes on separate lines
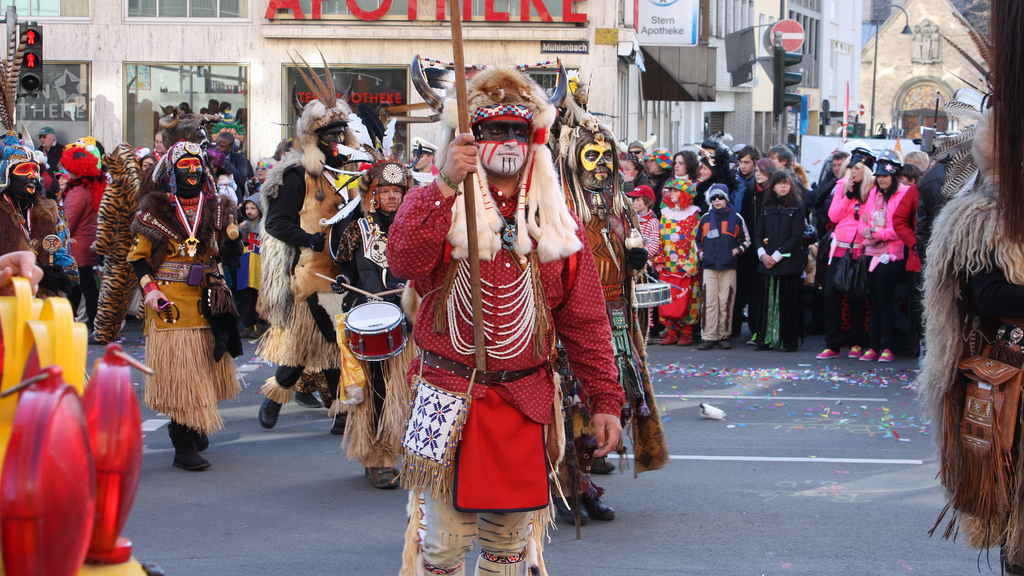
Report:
98,319,988,575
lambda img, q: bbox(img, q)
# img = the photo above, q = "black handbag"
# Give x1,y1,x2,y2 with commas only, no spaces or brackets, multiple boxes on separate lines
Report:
833,248,870,300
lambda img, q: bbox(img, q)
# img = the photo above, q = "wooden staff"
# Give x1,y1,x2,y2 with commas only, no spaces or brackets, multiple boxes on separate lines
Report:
448,0,487,372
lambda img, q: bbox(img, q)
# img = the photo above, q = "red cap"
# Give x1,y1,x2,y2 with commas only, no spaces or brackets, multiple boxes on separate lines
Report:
626,184,655,204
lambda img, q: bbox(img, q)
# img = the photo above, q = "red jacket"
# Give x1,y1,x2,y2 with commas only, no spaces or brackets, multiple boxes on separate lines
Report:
892,184,920,272
62,182,98,267
386,181,625,423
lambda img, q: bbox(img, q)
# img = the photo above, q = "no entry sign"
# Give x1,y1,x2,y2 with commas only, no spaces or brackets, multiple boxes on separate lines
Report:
770,18,805,52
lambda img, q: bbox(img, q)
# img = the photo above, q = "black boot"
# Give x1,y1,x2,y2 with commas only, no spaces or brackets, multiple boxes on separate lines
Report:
195,431,209,452
553,496,588,525
581,495,615,521
293,392,322,408
259,397,282,429
168,421,210,471
330,412,347,435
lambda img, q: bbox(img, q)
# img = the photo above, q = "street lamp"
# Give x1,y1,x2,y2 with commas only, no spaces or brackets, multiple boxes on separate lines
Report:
869,4,913,137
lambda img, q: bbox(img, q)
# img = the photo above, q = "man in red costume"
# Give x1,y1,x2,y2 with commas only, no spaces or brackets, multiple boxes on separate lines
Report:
390,63,623,576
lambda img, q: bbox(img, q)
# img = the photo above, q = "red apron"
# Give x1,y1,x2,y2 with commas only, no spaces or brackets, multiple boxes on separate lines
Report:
453,387,549,513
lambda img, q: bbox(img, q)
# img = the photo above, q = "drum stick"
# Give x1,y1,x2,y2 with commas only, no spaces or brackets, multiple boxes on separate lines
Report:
314,273,378,300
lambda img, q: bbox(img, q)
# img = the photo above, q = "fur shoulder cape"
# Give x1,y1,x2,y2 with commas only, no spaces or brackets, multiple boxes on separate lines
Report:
256,154,305,328
130,187,233,272
918,180,1024,439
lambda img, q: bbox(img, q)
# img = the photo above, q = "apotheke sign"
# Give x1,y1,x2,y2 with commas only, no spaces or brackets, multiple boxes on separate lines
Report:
635,0,698,46
266,0,587,22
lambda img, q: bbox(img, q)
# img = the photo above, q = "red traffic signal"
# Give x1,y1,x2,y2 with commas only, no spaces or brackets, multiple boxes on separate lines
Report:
18,24,43,96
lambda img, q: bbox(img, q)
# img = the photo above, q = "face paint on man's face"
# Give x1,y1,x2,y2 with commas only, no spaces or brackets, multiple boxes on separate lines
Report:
317,126,348,167
579,142,613,190
479,141,528,176
174,156,204,190
7,162,40,198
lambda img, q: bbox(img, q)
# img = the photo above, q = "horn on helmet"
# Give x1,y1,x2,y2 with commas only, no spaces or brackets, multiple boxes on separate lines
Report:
642,133,657,151
158,111,180,130
548,59,569,108
411,55,445,113
291,82,304,115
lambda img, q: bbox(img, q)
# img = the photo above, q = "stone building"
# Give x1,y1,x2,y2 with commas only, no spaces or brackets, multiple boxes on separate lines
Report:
861,0,988,139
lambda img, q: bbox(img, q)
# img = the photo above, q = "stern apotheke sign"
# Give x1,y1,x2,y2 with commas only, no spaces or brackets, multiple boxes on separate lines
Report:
635,0,698,46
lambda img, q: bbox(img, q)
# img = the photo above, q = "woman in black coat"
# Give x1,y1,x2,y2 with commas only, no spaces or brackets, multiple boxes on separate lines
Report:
753,170,806,351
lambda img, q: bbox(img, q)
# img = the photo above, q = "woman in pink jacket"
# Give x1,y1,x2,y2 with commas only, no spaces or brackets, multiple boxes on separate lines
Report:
816,147,875,360
859,151,910,362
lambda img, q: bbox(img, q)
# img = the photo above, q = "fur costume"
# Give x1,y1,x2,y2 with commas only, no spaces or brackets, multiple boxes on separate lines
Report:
433,67,581,264
92,144,142,344
256,54,359,405
554,85,669,494
127,141,241,434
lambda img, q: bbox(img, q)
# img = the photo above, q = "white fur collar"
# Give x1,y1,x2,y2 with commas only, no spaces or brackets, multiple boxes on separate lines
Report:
441,101,581,264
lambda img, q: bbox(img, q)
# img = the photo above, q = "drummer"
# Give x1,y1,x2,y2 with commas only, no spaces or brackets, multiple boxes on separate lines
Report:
331,156,417,489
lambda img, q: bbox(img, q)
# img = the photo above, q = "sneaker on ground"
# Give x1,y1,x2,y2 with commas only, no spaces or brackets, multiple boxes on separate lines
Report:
859,349,879,362
816,349,840,359
878,349,895,362
848,345,864,359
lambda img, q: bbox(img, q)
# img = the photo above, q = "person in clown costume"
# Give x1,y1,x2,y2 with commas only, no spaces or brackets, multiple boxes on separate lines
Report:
653,176,702,346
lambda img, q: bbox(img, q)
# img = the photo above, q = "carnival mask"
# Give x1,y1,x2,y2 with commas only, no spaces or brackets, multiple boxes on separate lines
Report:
174,155,204,192
579,141,613,190
7,161,40,198
317,125,349,169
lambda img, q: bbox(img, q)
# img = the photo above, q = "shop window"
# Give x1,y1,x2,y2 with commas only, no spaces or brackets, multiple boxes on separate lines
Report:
283,65,407,157
18,62,89,147
2,0,88,17
127,0,246,18
125,63,248,153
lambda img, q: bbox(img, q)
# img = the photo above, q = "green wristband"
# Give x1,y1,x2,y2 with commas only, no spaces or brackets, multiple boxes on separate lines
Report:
438,170,461,195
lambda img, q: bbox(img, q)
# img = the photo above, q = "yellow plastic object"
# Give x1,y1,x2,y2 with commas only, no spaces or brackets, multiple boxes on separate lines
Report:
77,557,150,576
334,313,367,401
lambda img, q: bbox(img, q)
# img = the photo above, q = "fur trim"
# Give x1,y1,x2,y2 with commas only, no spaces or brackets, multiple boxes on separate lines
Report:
129,189,231,273
294,99,359,178
920,182,1024,438
436,68,580,264
260,377,295,404
257,157,304,327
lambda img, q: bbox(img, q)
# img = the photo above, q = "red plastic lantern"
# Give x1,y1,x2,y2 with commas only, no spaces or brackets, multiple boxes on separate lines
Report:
82,343,143,564
1,364,96,576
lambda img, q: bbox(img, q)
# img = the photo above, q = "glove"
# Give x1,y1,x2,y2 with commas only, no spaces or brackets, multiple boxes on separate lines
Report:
39,264,73,294
626,247,648,271
308,232,326,252
845,188,856,200
342,385,365,405
330,273,351,294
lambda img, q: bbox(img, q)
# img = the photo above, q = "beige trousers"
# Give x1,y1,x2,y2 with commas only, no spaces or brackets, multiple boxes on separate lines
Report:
419,493,531,576
701,268,737,341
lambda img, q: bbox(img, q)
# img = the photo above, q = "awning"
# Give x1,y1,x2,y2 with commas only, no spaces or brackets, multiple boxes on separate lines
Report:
639,44,716,102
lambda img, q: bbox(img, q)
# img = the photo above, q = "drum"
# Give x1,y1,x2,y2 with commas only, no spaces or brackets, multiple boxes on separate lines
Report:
344,301,407,361
635,282,672,308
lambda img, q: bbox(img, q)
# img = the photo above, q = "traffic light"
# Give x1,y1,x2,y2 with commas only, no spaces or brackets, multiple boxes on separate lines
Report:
18,23,42,96
772,47,802,116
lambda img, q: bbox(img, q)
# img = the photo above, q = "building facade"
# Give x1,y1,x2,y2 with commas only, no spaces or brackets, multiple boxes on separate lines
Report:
861,0,986,139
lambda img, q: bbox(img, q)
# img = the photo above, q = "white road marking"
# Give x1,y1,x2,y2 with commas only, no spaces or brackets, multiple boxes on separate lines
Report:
655,394,888,402
625,454,922,465
142,419,170,432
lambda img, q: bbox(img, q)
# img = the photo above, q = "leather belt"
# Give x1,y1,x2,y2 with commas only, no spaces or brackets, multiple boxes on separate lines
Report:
421,350,543,384
154,261,218,282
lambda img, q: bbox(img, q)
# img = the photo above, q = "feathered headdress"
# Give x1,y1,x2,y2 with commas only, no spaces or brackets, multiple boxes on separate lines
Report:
0,28,36,192
932,11,993,199
348,104,417,213
289,50,359,178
